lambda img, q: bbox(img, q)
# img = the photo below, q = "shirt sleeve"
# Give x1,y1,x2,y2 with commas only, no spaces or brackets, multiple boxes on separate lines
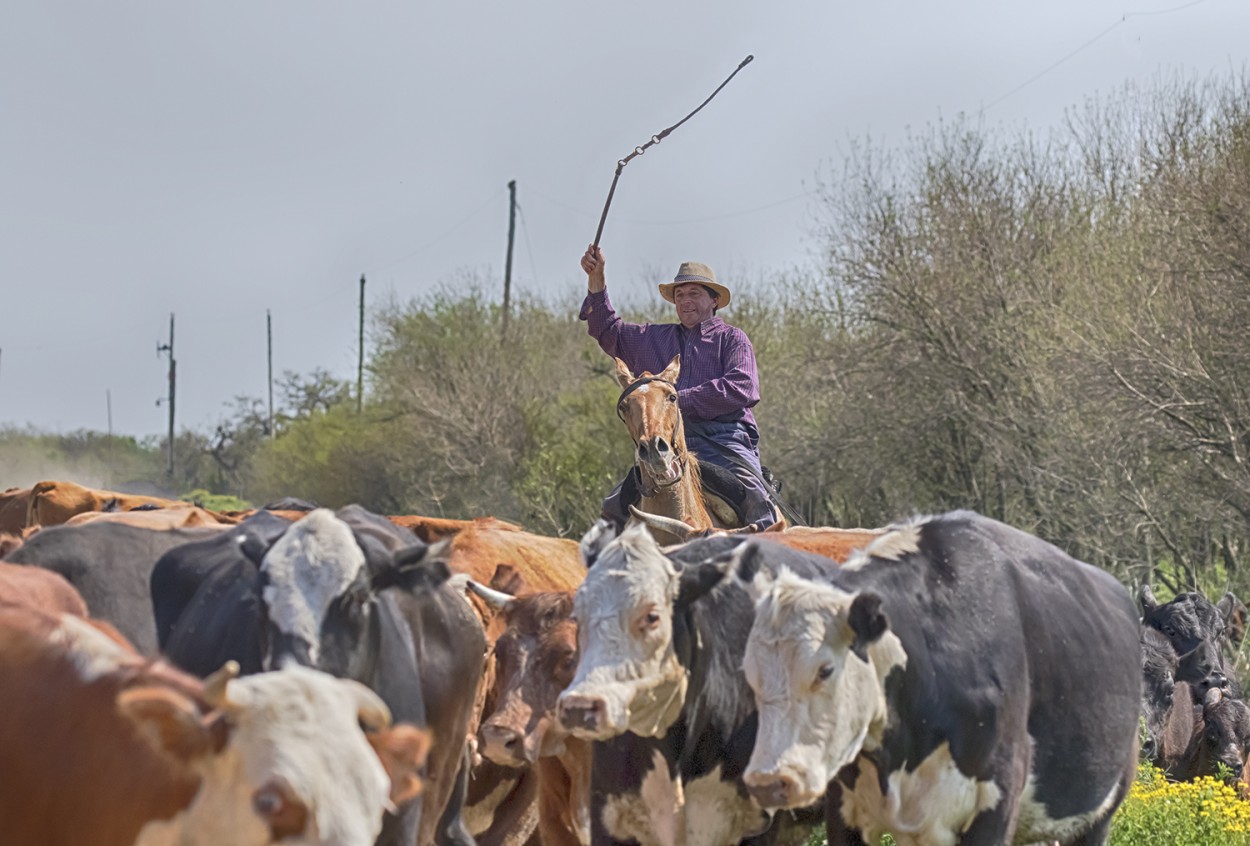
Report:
579,288,649,363
678,328,761,420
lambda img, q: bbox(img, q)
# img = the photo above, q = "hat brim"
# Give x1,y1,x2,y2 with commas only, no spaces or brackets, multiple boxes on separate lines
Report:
658,281,731,308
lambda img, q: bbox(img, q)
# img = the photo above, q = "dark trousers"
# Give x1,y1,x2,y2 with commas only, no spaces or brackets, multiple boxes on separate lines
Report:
602,420,778,532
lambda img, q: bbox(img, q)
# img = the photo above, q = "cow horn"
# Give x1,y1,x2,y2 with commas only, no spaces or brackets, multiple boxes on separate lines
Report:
628,505,696,542
202,660,241,709
1205,686,1225,709
344,679,393,732
466,579,516,610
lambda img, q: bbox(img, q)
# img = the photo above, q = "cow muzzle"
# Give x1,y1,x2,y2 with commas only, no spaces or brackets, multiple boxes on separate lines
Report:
557,693,612,738
743,771,815,811
479,722,529,767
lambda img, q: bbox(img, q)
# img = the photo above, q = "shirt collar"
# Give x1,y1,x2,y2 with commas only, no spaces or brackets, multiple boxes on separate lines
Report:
679,316,725,337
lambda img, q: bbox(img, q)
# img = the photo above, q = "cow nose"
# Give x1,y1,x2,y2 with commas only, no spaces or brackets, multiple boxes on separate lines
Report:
558,694,605,734
1141,736,1158,761
479,723,525,765
745,774,799,809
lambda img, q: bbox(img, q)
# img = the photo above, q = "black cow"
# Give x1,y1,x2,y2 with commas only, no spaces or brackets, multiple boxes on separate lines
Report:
151,504,485,846
4,521,223,653
733,510,1141,846
556,521,834,846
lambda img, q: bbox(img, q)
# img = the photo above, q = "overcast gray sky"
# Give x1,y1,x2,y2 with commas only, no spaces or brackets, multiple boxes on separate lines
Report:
3,0,1247,441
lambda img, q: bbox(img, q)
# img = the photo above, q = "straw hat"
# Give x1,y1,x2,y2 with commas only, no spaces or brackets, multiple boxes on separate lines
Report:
657,262,731,308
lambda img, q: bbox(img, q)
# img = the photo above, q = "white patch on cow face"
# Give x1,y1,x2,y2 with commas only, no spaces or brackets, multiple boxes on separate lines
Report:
683,766,772,846
602,749,683,846
261,509,365,665
1013,762,1124,844
842,520,923,571
135,665,392,846
742,570,906,808
48,614,132,681
562,523,687,738
838,745,1001,846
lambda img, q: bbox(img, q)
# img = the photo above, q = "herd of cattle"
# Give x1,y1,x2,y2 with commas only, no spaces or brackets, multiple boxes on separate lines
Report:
0,479,1247,846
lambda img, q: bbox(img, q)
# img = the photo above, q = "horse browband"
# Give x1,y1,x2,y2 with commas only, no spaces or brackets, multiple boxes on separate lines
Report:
616,376,675,419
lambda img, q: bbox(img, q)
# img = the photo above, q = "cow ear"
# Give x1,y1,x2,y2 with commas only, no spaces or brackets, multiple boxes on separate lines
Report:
731,544,776,602
677,561,724,608
613,358,636,389
580,520,618,569
117,686,214,763
659,355,681,384
368,724,431,808
490,563,527,595
847,592,888,661
1139,584,1159,615
376,541,451,592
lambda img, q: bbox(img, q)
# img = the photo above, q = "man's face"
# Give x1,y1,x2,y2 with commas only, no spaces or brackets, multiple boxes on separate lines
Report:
672,283,717,328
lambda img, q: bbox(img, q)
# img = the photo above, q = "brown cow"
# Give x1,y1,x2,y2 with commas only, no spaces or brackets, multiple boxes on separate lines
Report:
0,602,428,846
25,480,193,528
438,526,582,846
388,514,524,542
0,561,89,617
0,486,32,533
629,507,886,562
65,505,229,529
471,575,591,846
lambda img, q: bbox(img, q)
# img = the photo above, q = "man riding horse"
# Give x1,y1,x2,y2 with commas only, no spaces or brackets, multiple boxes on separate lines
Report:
578,245,779,532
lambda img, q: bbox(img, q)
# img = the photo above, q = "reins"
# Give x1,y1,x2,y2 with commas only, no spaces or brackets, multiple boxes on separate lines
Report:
617,376,688,497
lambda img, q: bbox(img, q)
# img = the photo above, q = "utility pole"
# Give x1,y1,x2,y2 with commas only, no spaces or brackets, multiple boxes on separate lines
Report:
502,179,517,341
106,389,114,487
156,313,176,479
267,310,275,438
357,274,365,414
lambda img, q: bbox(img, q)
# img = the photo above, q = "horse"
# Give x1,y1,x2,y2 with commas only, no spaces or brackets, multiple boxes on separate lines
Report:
612,355,749,545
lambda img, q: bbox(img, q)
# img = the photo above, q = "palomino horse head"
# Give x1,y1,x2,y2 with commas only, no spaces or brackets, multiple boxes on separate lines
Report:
613,357,723,544
613,356,692,495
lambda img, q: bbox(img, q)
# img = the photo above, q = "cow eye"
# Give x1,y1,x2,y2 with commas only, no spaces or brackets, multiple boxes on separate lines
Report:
816,664,835,683
666,394,677,403
640,611,662,631
1164,625,1177,637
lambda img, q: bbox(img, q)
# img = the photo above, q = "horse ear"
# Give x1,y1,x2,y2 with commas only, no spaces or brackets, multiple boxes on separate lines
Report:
613,358,635,389
660,355,681,384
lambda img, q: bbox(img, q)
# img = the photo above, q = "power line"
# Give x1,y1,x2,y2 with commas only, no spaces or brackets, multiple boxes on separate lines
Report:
525,187,818,226
977,0,1212,116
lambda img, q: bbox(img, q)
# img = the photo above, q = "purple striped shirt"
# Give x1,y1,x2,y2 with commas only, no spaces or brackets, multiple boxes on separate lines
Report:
579,289,759,428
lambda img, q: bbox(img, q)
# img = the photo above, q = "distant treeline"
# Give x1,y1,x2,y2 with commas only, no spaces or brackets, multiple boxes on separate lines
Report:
3,73,1249,598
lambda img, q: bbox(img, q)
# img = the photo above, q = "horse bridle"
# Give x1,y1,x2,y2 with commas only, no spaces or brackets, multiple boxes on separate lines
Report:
616,376,687,496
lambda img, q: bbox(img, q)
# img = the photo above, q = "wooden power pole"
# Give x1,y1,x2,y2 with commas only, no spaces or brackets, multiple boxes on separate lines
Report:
502,180,517,340
267,310,275,438
357,274,365,414
156,313,176,479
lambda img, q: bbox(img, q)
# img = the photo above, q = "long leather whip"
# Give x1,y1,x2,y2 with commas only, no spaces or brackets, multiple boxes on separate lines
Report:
591,55,754,249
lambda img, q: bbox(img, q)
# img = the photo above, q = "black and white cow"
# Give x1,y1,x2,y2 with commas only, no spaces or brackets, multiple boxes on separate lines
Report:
733,510,1141,846
555,520,836,846
6,520,224,654
151,505,486,846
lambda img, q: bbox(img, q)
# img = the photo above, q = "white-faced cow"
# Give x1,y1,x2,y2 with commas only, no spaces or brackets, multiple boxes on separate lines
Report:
0,601,426,846
151,505,486,846
556,520,837,846
734,510,1141,846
